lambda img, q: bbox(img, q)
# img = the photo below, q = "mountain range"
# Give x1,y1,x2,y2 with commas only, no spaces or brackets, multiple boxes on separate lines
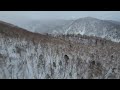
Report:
18,17,120,42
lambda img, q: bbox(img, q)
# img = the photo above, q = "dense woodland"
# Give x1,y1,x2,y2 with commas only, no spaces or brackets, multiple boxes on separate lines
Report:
0,21,120,79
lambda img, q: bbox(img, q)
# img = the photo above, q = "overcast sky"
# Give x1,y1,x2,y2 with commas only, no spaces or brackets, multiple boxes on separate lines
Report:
0,11,120,24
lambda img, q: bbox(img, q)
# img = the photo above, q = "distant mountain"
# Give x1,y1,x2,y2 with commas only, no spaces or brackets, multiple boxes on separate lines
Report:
14,17,120,42
101,12,120,22
56,17,120,42
20,19,74,34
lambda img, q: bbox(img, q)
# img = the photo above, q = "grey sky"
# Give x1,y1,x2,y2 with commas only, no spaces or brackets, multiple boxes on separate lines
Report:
0,11,120,24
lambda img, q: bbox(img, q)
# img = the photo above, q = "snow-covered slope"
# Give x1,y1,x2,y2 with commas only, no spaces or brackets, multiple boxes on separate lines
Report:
57,17,120,42
0,21,120,79
20,20,74,34
19,17,120,42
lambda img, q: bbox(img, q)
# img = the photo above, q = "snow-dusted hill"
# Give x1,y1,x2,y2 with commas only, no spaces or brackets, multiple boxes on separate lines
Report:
18,17,120,42
59,17,120,42
19,20,74,34
0,21,120,79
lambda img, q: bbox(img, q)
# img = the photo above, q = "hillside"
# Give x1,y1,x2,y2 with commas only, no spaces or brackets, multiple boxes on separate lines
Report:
60,17,120,42
18,17,120,42
0,21,120,79
19,19,74,34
